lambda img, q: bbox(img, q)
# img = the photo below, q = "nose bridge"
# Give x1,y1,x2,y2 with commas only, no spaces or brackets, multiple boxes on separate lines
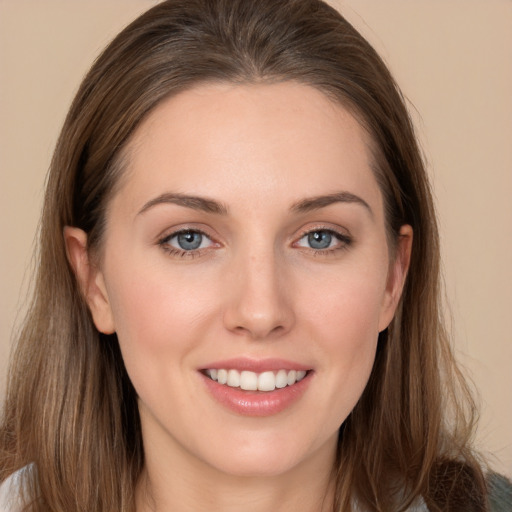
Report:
223,239,294,339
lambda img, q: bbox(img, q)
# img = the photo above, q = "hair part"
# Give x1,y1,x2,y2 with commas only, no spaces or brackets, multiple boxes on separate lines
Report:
1,1,487,510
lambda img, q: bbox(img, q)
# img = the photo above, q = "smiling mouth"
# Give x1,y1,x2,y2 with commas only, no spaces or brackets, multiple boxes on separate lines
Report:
202,369,309,392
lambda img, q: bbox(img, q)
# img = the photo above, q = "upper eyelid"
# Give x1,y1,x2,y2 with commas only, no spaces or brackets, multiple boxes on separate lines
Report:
159,231,218,254
157,229,217,258
161,227,210,239
155,224,352,248
295,224,351,239
292,226,353,251
157,225,216,243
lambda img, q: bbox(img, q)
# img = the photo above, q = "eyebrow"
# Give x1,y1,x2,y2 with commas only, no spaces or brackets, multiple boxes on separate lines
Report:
137,193,228,216
291,191,373,217
137,190,372,217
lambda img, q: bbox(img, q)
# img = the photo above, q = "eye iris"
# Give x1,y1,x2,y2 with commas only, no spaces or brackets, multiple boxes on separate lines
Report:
177,232,203,250
308,231,332,249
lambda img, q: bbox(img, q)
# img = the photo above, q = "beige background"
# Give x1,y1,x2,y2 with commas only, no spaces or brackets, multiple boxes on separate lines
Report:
1,0,511,477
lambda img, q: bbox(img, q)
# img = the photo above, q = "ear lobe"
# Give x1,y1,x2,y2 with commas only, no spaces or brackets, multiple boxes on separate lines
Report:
63,226,116,334
378,225,413,332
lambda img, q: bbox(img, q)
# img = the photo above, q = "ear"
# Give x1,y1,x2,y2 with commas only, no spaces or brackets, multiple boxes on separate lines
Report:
378,225,413,332
63,226,116,334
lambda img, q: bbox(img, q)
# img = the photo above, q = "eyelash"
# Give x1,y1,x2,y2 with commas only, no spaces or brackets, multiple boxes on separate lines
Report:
157,227,352,259
158,228,215,259
295,227,352,256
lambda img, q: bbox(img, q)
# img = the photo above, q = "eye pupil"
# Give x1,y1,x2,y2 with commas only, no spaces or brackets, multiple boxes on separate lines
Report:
177,231,203,250
308,231,332,249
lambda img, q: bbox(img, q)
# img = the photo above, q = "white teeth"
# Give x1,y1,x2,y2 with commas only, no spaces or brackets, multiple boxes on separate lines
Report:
217,369,228,384
296,370,307,381
206,369,218,381
240,371,258,391
286,370,297,386
204,368,309,391
258,371,276,392
275,369,288,389
227,369,240,387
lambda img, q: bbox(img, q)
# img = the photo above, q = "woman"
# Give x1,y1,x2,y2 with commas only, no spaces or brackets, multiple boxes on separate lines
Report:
0,0,503,510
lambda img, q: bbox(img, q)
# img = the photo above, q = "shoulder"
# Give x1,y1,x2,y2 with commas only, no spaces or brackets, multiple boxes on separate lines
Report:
0,466,32,512
397,473,512,512
352,496,428,511
487,472,512,512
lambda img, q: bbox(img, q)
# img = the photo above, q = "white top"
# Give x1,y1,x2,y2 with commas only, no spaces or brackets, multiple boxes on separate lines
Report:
0,469,25,512
0,467,428,512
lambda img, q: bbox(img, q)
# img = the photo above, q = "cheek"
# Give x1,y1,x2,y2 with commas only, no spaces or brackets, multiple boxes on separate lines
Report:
302,257,387,346
316,285,381,381
103,259,219,381
298,260,387,412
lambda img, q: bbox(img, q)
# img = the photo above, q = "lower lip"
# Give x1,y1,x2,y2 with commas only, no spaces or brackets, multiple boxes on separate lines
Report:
201,372,312,417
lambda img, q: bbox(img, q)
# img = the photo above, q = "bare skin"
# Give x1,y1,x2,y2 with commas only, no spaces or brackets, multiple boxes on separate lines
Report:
65,82,412,511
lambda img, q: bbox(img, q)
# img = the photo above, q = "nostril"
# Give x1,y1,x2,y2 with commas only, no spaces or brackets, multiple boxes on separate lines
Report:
232,322,286,340
222,269,295,338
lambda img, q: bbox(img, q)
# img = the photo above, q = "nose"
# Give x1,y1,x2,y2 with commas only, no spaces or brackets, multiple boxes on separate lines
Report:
223,248,295,340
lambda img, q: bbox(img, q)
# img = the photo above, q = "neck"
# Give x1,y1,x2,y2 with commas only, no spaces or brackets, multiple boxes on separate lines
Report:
136,435,337,512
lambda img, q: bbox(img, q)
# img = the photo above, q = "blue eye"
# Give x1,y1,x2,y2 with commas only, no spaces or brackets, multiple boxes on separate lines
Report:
307,231,333,249
161,230,213,253
175,231,204,250
296,229,350,251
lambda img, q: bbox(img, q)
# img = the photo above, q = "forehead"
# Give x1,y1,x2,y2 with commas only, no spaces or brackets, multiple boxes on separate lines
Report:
113,81,383,218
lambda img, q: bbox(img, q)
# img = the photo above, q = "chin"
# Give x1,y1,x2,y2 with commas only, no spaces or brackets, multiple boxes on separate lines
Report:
209,453,306,479
196,428,338,479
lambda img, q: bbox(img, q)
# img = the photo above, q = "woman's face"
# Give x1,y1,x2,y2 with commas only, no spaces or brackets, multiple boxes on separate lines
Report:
72,82,410,479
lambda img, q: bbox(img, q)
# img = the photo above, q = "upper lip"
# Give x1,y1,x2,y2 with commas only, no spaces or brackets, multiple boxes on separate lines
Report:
199,357,312,373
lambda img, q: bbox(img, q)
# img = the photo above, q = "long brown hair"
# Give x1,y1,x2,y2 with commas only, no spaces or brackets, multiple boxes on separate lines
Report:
1,1,487,510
